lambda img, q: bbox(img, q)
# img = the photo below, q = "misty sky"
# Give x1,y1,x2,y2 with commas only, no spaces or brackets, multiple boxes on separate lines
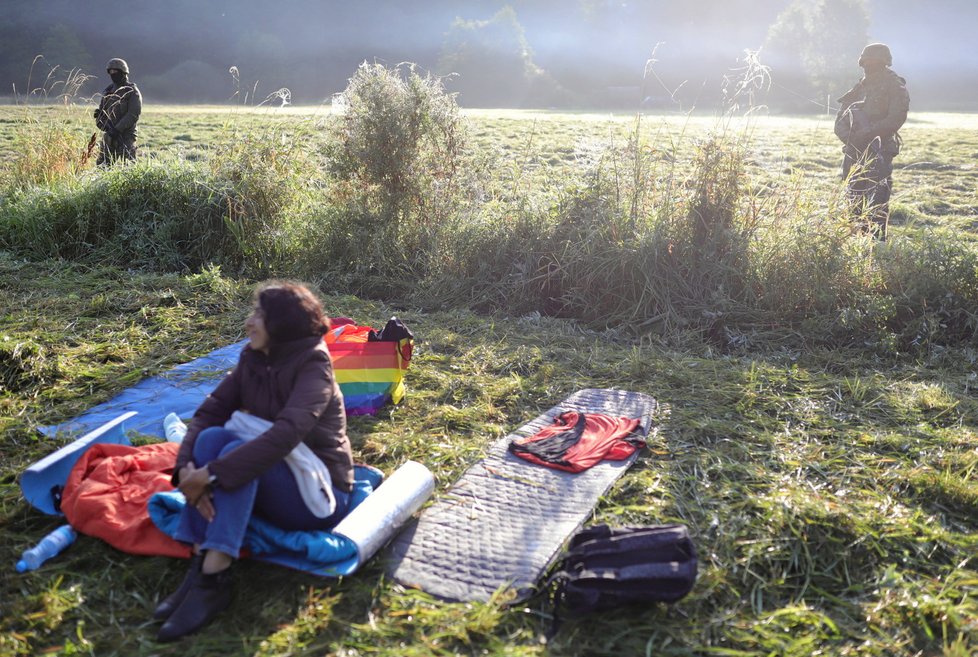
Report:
1,0,975,110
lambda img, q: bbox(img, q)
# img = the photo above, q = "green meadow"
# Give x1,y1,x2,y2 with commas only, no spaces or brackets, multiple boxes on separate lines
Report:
2,80,978,657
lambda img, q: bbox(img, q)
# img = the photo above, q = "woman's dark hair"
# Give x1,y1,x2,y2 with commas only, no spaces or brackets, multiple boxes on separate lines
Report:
255,282,331,344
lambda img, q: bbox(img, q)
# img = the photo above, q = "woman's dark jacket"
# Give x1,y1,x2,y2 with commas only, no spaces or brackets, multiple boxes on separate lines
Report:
174,335,354,492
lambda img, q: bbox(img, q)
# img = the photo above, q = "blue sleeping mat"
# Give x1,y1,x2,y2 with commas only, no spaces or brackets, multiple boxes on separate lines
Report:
386,388,658,603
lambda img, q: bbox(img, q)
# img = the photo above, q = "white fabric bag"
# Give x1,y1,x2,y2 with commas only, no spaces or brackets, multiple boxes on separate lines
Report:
223,410,336,518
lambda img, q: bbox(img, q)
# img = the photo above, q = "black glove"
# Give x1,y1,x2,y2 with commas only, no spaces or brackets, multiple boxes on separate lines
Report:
105,123,120,138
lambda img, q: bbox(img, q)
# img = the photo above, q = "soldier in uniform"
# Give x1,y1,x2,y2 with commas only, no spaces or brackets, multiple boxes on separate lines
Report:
835,43,909,239
94,58,142,165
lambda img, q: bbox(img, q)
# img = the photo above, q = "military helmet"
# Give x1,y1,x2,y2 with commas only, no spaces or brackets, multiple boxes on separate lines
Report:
858,43,892,67
105,58,129,74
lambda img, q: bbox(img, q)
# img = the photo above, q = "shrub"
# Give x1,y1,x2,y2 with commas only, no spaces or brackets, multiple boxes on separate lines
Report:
323,62,473,296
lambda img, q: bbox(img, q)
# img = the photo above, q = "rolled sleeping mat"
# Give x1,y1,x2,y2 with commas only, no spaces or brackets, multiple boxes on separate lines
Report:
21,411,137,515
332,460,435,570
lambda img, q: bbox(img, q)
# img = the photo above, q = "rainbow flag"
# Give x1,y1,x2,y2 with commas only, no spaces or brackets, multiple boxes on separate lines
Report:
326,321,413,416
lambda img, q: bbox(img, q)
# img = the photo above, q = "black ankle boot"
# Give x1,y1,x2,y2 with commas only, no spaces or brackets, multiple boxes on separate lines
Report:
153,554,203,621
156,567,232,643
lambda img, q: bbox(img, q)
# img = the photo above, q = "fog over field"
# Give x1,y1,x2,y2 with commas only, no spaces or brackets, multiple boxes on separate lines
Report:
1,0,976,110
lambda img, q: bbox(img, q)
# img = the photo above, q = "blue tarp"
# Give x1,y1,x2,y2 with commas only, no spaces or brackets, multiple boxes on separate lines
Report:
27,340,245,517
39,340,248,440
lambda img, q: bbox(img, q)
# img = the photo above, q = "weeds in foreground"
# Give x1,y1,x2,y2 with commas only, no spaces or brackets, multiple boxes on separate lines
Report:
208,123,316,276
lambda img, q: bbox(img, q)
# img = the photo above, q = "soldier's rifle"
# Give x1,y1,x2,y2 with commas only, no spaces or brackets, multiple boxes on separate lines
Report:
81,131,98,166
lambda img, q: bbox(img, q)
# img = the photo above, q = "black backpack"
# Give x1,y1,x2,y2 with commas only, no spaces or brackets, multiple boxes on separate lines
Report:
548,524,697,628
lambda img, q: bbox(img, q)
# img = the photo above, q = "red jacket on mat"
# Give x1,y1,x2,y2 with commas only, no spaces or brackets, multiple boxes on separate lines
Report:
508,411,645,473
61,442,190,558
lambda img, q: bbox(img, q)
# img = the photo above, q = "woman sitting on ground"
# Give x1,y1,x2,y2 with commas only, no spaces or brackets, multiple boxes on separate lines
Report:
154,281,354,643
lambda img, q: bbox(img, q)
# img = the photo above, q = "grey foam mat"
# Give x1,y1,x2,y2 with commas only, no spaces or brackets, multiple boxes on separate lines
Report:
387,388,658,602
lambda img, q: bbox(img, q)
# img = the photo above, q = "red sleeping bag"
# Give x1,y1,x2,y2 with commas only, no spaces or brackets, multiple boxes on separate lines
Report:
61,442,190,558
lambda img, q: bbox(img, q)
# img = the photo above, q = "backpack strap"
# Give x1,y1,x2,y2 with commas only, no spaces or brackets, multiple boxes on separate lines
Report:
566,525,696,562
576,561,691,581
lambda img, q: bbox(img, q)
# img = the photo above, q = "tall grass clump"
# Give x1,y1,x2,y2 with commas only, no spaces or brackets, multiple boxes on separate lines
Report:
739,173,882,322
411,200,554,313
0,120,312,274
1,65,96,190
535,133,774,332
648,135,755,313
417,130,765,332
744,180,978,348
3,117,90,189
207,124,317,276
318,62,476,297
412,122,667,320
413,123,940,346
876,233,978,344
1,160,228,268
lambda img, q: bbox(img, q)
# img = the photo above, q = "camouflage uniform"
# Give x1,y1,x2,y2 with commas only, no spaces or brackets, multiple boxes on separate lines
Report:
94,58,142,165
835,43,909,239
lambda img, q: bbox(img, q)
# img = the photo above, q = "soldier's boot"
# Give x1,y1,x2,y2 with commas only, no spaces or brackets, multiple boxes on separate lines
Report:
869,177,891,240
871,205,888,241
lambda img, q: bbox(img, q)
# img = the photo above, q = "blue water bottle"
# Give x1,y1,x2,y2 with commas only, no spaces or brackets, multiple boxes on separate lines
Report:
15,525,77,573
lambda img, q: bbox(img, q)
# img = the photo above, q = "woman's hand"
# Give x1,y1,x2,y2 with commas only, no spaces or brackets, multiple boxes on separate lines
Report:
178,463,216,522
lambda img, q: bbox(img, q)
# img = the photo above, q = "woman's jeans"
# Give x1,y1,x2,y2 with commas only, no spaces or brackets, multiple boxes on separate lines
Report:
173,427,350,557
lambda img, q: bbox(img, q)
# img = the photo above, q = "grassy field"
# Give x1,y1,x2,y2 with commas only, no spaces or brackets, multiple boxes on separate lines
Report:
1,102,978,656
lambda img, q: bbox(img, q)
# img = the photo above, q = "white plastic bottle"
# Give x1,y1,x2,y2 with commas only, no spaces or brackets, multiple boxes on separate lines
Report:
163,412,187,443
15,525,76,572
